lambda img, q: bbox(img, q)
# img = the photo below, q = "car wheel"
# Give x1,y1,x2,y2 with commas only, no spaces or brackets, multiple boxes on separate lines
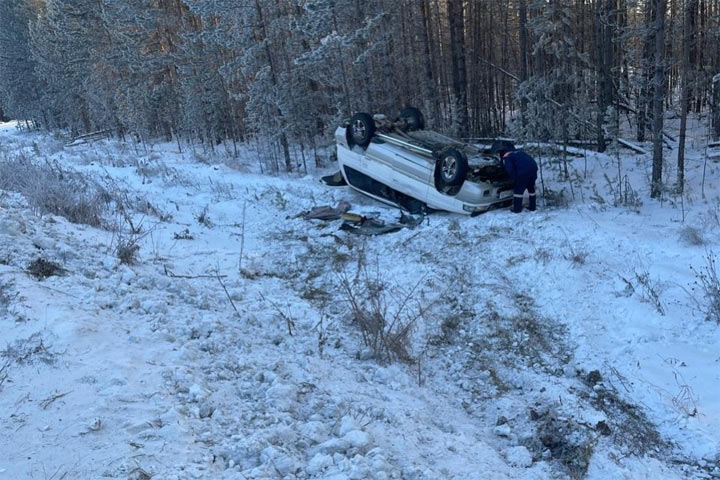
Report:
434,148,468,192
399,107,424,131
348,112,375,148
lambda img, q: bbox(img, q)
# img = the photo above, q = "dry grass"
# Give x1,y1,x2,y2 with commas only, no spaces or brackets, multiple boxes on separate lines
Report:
476,296,570,375
565,247,589,267
0,281,18,320
534,247,553,265
116,236,141,265
543,187,569,209
633,269,665,316
1,332,55,366
604,173,642,209
0,150,169,232
197,205,212,227
679,226,705,246
338,255,439,364
27,258,65,280
581,369,668,457
532,409,597,480
690,251,720,324
0,152,110,227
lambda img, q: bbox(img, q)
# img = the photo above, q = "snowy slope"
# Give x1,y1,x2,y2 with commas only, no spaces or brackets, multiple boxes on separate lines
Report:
0,120,719,479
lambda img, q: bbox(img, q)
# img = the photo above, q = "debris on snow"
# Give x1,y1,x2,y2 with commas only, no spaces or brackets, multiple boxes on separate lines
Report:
297,200,352,220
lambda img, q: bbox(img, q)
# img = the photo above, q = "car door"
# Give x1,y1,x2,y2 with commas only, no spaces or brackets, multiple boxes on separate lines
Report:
386,148,434,201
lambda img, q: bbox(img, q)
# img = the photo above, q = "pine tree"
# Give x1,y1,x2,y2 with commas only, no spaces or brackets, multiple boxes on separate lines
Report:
0,0,45,125
517,1,594,146
29,0,113,133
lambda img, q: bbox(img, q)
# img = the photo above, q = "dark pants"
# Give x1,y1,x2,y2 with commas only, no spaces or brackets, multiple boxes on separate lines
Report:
512,173,537,213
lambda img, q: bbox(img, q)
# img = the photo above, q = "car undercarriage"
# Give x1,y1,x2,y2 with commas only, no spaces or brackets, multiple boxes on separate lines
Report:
333,108,514,215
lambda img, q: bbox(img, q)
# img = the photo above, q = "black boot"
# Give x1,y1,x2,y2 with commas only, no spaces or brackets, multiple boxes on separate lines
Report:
512,196,523,213
528,193,536,211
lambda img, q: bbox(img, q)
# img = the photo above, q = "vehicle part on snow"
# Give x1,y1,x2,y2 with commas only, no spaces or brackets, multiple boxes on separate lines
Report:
399,107,425,132
340,218,404,236
334,108,513,215
489,140,517,157
434,148,469,194
297,201,352,221
348,112,376,148
339,211,423,236
321,171,347,186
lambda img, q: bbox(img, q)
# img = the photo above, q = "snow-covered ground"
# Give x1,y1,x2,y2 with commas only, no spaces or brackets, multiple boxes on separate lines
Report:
1,120,719,479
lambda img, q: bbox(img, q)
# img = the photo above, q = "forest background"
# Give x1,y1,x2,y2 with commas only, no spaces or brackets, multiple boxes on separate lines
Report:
1,0,719,196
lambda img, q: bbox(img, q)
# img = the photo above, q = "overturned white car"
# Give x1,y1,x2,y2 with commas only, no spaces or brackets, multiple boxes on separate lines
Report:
333,108,514,215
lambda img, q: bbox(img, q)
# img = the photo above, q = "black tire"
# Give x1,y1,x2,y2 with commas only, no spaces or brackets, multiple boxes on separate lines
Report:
489,139,516,157
434,148,468,192
348,112,375,148
399,107,425,131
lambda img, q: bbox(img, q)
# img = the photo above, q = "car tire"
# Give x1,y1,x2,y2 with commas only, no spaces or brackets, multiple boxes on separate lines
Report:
348,112,375,148
434,148,468,193
399,107,425,131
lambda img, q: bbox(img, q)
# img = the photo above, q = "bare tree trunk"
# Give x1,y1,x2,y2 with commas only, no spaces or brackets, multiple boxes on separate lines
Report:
596,0,614,152
677,0,695,192
518,0,529,125
498,3,509,133
378,0,395,113
254,0,292,172
638,0,655,142
419,0,437,124
713,1,720,139
448,0,468,137
330,6,353,117
713,77,720,139
695,0,706,113
651,0,667,199
433,2,452,124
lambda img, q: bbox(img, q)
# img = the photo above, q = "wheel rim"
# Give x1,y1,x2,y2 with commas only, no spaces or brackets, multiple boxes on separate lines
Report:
352,120,367,141
442,156,457,180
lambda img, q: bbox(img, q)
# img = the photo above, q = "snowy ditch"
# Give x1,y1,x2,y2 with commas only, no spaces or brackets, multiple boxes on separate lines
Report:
0,122,719,479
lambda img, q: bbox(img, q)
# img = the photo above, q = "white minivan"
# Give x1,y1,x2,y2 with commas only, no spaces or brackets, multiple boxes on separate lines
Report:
335,108,514,215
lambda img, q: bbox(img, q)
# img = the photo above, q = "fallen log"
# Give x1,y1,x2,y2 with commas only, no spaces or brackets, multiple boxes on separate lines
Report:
617,138,649,155
65,129,112,147
472,135,658,156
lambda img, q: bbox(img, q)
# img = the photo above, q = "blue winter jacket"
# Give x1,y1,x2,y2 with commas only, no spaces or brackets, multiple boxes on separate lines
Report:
502,150,538,181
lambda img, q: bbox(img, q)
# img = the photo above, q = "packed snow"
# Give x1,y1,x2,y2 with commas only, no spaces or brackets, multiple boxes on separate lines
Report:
0,120,719,479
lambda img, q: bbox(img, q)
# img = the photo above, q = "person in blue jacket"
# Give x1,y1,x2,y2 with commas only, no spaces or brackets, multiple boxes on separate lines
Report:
491,141,538,213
